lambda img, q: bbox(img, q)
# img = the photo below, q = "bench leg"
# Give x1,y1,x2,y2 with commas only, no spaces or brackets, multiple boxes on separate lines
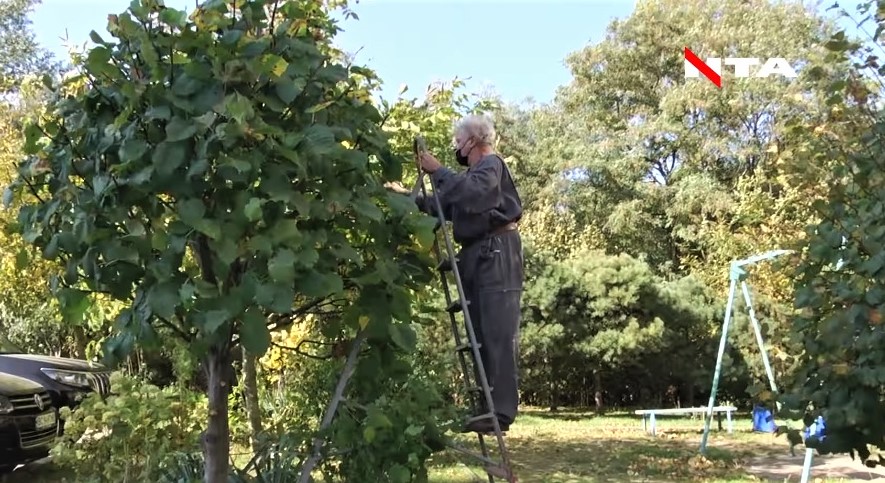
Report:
650,413,656,437
727,410,733,434
643,415,647,433
717,411,723,431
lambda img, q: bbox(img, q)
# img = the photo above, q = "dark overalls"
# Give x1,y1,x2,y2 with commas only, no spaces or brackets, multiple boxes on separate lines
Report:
416,153,524,428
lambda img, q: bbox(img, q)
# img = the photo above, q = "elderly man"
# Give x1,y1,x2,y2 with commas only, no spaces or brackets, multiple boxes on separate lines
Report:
387,114,524,434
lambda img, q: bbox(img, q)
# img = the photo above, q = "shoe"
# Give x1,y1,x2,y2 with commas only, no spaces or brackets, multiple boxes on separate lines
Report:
461,418,510,434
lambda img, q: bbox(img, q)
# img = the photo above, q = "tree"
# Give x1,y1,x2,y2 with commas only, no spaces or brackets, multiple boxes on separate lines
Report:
522,249,670,410
0,0,60,94
554,0,848,281
5,0,437,479
781,0,885,465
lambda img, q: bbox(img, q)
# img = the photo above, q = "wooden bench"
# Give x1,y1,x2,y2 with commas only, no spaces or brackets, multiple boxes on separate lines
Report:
634,406,737,436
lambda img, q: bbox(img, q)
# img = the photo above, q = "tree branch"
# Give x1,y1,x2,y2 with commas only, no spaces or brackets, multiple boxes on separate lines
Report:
298,329,366,483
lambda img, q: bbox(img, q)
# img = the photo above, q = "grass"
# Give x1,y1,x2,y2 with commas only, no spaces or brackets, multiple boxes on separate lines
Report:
3,408,880,482
424,408,874,483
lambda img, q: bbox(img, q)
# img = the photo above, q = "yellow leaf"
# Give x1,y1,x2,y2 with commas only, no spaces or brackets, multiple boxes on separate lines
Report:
359,315,369,329
832,363,850,375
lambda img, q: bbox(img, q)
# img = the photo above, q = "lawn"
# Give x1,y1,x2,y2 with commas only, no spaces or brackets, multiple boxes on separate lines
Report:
3,408,880,482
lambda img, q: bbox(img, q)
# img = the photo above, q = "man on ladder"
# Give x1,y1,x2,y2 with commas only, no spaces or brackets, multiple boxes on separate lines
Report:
387,114,525,434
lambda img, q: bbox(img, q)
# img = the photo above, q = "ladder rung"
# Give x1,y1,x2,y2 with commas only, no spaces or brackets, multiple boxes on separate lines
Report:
447,299,467,313
455,342,480,352
466,412,496,424
437,257,456,271
446,442,500,467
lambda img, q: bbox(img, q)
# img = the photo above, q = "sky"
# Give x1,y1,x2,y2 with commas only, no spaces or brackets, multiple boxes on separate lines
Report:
28,0,866,106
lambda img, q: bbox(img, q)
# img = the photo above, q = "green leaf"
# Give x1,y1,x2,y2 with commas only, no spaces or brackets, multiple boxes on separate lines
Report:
89,30,107,45
363,426,376,443
119,137,148,162
244,197,265,222
389,287,412,322
221,30,243,45
389,323,417,352
261,54,289,78
58,288,91,324
2,187,13,208
240,308,271,356
159,8,188,28
269,249,297,283
221,93,255,124
152,140,189,175
212,237,239,265
149,281,181,319
296,271,343,298
248,235,273,254
352,198,383,221
270,219,300,244
146,105,172,121
86,46,111,71
165,117,198,142
200,310,230,334
385,192,417,215
256,282,294,313
388,464,411,483
177,199,206,227
302,125,336,155
275,79,303,104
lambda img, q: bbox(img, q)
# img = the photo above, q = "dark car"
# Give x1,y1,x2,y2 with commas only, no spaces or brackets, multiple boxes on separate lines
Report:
0,371,57,474
0,337,111,411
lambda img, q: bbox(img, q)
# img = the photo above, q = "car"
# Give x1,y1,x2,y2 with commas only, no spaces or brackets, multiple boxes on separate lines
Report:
0,371,58,474
0,337,111,411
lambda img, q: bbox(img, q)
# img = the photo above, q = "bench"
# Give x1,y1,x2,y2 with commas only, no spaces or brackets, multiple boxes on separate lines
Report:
634,406,737,436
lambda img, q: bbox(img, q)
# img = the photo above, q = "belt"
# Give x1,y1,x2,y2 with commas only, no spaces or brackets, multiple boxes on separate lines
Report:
490,222,518,236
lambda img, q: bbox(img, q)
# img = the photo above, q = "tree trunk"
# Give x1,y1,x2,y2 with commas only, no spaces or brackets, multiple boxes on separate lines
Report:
72,326,88,359
203,347,232,483
594,371,604,414
242,349,263,454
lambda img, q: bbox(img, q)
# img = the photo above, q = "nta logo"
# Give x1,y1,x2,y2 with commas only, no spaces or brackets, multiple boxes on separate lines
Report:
684,47,798,88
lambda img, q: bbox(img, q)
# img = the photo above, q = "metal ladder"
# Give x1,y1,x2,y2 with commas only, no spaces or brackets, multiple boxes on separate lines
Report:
411,136,516,483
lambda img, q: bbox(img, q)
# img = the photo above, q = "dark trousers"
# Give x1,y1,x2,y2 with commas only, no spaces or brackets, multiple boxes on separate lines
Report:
457,229,524,425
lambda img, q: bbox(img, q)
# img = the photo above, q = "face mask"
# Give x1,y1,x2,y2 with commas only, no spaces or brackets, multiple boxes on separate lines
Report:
453,140,472,166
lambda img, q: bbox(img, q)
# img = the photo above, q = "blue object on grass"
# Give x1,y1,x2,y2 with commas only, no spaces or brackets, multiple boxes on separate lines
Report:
752,404,777,433
804,416,826,441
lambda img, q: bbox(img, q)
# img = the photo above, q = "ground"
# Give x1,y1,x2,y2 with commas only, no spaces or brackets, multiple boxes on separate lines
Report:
3,408,883,482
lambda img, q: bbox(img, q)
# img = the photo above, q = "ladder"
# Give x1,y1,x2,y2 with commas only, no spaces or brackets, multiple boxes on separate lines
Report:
411,136,516,482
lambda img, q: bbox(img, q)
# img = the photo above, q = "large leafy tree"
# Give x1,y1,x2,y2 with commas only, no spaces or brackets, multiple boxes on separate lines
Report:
781,0,885,465
5,0,437,479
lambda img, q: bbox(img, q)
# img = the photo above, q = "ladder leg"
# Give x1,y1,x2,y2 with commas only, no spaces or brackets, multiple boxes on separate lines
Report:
421,172,516,482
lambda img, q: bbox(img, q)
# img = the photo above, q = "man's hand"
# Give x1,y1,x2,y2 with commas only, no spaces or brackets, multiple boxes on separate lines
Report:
383,181,411,195
418,152,442,173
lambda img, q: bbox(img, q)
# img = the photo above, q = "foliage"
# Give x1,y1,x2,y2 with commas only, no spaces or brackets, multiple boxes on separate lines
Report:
0,0,60,93
5,0,440,477
50,372,206,482
781,0,885,465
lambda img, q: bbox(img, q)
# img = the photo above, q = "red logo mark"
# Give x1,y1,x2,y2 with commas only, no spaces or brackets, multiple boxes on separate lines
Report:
684,47,721,88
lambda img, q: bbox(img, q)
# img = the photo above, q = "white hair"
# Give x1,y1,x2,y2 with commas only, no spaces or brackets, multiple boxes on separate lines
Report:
454,114,496,146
